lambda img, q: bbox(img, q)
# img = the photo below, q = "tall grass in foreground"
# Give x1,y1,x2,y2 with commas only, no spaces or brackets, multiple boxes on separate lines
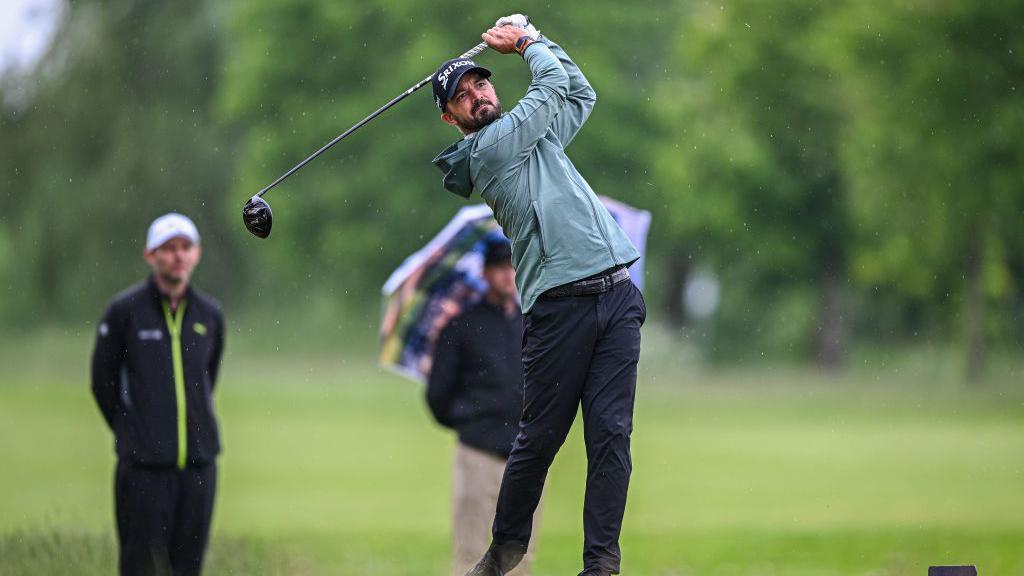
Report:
0,530,311,576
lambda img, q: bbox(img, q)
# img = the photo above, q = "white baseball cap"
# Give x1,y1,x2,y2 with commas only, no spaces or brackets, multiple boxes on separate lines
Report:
146,213,200,252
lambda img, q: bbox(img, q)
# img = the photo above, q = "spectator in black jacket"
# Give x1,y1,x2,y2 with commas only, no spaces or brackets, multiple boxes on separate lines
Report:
427,240,542,576
91,213,225,576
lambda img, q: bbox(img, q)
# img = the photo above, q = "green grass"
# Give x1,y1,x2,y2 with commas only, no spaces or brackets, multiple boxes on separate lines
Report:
1,326,1022,575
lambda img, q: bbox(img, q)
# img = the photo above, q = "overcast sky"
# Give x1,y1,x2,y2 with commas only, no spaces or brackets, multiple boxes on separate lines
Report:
0,0,63,76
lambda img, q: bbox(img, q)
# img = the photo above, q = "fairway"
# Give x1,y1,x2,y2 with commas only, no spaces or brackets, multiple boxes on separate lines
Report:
1,328,1022,575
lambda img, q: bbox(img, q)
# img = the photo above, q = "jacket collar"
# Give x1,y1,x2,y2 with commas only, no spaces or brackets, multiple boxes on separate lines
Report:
146,275,193,310
432,137,475,198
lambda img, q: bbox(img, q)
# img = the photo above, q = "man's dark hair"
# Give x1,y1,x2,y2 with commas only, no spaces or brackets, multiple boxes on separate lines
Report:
484,240,512,267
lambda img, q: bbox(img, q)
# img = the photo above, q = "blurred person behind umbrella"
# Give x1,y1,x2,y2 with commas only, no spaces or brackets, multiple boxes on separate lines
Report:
426,239,543,576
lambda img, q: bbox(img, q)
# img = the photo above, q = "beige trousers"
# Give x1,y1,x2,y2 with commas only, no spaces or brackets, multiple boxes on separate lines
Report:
451,442,542,576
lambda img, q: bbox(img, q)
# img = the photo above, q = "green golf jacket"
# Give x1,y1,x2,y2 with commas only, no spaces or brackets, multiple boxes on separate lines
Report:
433,36,640,313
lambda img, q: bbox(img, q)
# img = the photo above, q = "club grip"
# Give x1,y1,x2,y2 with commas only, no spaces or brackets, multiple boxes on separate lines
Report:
460,42,489,59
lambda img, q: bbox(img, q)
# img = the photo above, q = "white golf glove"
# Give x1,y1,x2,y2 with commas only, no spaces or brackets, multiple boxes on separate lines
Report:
495,14,540,37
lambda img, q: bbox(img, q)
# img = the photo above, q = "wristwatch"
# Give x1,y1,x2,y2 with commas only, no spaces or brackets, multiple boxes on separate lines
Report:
514,35,536,57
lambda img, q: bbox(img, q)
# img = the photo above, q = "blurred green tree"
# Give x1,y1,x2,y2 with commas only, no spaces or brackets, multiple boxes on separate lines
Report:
2,0,1020,376
0,0,239,325
216,1,676,312
653,1,853,366
831,1,1024,381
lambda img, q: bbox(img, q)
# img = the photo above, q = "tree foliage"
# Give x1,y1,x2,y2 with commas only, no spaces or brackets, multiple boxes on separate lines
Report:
829,1,1024,379
0,0,239,324
653,1,853,363
1,0,1021,376
215,0,677,307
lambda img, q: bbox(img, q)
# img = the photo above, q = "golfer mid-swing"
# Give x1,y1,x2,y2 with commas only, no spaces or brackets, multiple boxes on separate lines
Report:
432,15,645,576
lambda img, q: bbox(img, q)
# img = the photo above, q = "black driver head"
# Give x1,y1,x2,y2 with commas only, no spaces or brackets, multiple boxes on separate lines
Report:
242,196,273,238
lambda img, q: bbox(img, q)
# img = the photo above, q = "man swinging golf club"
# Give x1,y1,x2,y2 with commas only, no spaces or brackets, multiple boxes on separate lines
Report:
432,15,646,576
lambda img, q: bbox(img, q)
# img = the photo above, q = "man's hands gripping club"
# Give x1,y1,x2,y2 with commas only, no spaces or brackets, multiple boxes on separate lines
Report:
495,14,540,37
482,26,530,54
483,14,539,55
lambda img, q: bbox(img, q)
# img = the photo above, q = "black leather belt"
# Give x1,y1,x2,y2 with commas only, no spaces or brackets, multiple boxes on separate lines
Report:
541,266,631,299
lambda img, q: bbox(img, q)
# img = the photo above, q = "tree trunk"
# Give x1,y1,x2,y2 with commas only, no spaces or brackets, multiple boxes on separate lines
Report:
814,267,845,370
663,253,689,328
38,232,59,321
810,171,847,370
964,231,986,384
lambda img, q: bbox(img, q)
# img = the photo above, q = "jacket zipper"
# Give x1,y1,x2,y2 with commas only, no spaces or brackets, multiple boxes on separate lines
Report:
531,201,548,261
161,299,188,470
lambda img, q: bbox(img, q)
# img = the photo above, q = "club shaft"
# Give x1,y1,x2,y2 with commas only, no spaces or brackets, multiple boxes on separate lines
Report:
256,41,489,198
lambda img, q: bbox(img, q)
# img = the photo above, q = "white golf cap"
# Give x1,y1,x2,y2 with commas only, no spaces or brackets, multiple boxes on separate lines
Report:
146,213,200,252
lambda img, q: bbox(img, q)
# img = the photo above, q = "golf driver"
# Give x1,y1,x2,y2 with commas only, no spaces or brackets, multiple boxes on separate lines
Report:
242,40,490,239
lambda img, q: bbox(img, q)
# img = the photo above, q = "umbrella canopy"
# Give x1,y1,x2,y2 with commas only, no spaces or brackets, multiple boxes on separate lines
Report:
380,198,651,383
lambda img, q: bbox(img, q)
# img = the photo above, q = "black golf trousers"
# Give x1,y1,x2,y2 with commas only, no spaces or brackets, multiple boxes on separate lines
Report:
492,277,645,574
115,460,217,576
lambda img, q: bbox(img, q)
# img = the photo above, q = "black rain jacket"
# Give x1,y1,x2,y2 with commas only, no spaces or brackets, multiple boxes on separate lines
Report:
426,300,524,458
91,276,225,468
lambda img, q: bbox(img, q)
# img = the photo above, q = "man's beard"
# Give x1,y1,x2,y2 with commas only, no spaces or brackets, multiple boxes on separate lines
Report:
158,269,185,287
457,98,502,132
